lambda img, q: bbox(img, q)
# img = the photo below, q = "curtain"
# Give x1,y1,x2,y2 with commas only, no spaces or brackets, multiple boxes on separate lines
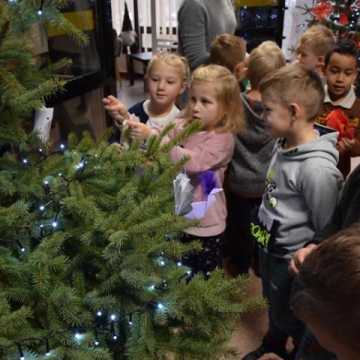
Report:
138,0,182,51
282,0,315,60
111,0,135,35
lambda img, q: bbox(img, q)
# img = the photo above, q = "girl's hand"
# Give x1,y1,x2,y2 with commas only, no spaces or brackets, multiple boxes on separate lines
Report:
102,95,129,127
127,120,152,141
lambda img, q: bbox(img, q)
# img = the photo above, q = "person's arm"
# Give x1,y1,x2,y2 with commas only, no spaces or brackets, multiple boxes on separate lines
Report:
103,95,129,126
169,133,234,175
177,1,209,69
301,162,343,233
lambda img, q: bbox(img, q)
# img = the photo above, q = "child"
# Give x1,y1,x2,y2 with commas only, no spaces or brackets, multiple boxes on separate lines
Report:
242,64,343,360
291,223,360,360
296,24,335,76
209,33,247,87
103,52,189,142
290,160,360,360
315,40,360,177
225,41,286,276
166,64,244,277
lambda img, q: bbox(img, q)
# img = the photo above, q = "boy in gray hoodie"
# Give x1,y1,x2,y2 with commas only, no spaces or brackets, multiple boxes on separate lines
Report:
242,64,343,360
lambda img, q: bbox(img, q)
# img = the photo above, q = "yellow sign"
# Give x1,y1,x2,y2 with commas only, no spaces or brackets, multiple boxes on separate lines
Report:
47,10,94,37
235,0,279,7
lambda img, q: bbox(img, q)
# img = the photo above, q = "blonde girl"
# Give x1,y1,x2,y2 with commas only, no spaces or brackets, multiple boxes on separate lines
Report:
103,52,189,141
167,64,244,277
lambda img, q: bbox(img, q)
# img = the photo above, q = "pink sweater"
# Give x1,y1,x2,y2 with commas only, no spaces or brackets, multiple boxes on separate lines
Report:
168,120,235,237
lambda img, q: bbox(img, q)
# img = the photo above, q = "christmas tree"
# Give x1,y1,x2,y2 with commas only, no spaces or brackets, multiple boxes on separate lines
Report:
309,0,360,40
0,1,262,359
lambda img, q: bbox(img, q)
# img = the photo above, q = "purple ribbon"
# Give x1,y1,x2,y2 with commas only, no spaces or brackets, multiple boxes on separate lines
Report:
199,170,217,197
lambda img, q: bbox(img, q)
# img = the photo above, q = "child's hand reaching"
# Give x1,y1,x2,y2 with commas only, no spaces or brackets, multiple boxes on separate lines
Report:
337,138,360,155
102,95,129,127
127,120,152,141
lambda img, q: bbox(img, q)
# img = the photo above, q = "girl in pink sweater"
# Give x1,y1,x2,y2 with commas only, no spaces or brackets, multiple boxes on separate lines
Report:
168,64,245,277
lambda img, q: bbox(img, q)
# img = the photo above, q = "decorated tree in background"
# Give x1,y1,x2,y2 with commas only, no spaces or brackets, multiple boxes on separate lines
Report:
0,1,262,359
308,0,360,41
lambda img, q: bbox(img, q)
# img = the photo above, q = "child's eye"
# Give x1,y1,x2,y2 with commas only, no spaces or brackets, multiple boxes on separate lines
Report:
151,77,159,81
345,71,355,76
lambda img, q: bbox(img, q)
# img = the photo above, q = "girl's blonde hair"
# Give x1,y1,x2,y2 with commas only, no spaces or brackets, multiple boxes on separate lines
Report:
185,64,245,134
145,52,190,84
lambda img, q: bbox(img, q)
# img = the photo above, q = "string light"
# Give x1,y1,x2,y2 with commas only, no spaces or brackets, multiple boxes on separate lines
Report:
22,158,28,165
157,303,165,311
37,0,44,15
75,161,85,170
17,345,24,360
51,221,58,228
59,144,66,150
74,332,85,343
177,261,182,267
110,314,117,321
39,205,45,211
96,310,103,317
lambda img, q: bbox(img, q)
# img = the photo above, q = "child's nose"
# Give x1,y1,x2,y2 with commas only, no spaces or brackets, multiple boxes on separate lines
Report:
158,80,166,89
337,73,345,82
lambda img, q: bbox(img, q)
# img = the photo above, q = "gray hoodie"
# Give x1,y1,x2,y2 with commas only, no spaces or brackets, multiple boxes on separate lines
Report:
227,93,275,196
253,132,343,258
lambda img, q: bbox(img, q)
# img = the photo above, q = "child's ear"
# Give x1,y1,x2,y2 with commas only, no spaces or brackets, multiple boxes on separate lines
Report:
317,55,326,73
234,62,247,82
178,81,187,95
289,103,301,119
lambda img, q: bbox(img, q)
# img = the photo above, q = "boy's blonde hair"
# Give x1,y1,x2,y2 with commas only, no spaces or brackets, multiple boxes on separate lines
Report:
185,64,245,134
259,63,324,121
298,24,335,58
247,41,286,90
209,33,247,72
145,52,190,84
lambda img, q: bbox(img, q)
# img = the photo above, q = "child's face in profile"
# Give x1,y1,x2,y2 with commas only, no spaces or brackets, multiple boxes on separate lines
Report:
261,93,292,138
147,61,185,110
325,52,358,101
189,81,223,130
296,42,323,71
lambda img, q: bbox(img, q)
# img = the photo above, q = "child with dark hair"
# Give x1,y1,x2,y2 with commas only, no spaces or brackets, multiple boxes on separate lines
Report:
291,223,360,360
315,40,360,177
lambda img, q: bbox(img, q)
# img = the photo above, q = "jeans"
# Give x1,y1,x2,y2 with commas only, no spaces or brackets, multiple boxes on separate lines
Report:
259,248,305,351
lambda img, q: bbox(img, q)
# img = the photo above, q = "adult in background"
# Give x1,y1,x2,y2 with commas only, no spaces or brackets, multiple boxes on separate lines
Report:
177,0,237,70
